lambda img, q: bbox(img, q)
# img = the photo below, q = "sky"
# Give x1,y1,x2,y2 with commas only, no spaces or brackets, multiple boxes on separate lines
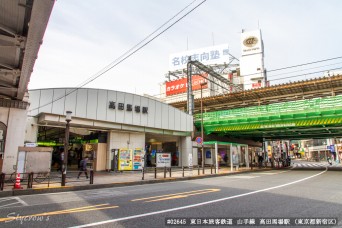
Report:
28,0,342,97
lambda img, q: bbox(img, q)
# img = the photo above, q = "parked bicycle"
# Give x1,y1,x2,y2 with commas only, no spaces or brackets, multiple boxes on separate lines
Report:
10,172,49,183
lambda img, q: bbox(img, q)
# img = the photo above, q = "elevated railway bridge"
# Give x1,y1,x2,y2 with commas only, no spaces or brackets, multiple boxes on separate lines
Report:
170,75,342,142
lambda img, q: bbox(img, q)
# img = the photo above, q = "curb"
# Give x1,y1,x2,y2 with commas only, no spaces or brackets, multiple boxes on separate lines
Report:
0,168,278,197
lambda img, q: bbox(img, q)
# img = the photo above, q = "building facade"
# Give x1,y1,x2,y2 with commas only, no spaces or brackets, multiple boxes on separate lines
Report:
23,88,194,172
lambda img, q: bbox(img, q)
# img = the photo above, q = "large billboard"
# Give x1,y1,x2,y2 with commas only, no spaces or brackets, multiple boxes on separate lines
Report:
166,74,208,96
169,44,229,71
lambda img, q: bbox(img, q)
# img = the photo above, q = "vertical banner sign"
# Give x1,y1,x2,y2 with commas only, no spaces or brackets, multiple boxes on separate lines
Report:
188,153,193,168
133,148,144,170
118,149,132,171
156,153,171,167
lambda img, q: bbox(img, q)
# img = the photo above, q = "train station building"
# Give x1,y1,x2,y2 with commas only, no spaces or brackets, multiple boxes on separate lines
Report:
24,88,194,172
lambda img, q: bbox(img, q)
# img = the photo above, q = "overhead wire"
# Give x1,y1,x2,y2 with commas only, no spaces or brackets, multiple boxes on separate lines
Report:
151,63,342,102
29,0,207,112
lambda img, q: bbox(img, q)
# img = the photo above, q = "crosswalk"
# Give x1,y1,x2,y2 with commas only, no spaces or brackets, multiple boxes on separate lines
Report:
292,162,342,169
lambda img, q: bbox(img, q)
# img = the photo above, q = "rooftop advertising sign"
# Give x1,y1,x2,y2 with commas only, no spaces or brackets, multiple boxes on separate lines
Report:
165,74,208,96
169,44,230,71
241,30,263,56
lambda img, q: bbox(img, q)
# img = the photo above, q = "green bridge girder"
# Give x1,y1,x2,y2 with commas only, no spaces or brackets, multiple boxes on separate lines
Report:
194,95,342,140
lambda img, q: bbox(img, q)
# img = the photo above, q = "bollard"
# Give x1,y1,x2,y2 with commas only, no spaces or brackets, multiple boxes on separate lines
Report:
90,170,94,184
27,172,33,189
164,166,166,178
142,167,145,180
182,166,184,177
0,173,5,191
169,167,171,178
211,165,213,174
198,166,200,175
154,167,157,179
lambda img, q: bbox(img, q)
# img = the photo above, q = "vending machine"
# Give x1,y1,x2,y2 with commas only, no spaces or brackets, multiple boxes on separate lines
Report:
118,148,145,171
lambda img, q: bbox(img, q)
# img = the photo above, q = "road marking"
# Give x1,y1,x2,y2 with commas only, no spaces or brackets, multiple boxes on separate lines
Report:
0,204,119,222
0,202,21,209
251,170,289,175
70,168,327,228
132,189,220,202
0,197,28,208
15,197,28,206
225,175,258,179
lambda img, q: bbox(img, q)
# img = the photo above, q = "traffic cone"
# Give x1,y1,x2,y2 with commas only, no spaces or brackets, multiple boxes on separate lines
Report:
13,173,22,190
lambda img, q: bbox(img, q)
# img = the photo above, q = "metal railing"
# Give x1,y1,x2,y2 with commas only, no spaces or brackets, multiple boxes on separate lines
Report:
141,165,217,180
0,170,94,191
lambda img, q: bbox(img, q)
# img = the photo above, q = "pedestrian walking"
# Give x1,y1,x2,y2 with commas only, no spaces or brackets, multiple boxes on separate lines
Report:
77,157,89,179
258,154,264,168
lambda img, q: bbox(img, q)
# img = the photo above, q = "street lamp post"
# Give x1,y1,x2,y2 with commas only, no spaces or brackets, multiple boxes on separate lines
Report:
200,82,207,174
61,111,72,186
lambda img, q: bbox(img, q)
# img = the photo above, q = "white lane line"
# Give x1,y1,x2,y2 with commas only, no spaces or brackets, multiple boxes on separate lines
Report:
0,202,21,208
0,198,16,202
70,168,327,228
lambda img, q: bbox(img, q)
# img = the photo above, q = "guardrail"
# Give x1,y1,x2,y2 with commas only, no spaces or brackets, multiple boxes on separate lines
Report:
141,165,217,180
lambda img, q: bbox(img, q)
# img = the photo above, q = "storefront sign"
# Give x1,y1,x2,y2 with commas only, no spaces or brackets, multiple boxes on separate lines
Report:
252,82,262,88
25,143,37,147
156,152,171,167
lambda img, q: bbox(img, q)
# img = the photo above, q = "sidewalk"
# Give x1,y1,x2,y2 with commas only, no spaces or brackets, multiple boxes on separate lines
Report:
0,166,273,197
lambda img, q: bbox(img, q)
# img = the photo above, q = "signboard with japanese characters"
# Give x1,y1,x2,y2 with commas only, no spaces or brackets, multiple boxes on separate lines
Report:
169,44,229,71
165,74,208,96
156,152,171,167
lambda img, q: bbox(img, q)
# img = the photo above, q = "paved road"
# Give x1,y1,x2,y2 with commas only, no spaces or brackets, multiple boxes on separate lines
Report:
0,168,341,227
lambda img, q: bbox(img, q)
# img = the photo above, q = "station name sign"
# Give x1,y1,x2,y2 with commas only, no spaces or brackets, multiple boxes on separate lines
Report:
108,101,148,114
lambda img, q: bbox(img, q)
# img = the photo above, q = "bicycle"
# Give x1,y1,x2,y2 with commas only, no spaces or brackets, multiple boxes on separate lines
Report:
10,172,49,183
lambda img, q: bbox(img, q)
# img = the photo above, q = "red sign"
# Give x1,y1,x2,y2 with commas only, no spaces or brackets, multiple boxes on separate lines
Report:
166,74,208,96
195,137,203,144
252,82,262,88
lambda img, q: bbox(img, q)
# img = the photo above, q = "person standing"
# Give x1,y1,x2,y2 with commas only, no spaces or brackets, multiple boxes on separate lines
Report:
56,148,64,173
77,157,89,179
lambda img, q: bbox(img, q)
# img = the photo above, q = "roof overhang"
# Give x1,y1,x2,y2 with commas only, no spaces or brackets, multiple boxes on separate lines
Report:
0,0,55,101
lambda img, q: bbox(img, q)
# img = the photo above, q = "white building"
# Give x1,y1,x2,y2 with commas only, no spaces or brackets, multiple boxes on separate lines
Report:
24,88,194,172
